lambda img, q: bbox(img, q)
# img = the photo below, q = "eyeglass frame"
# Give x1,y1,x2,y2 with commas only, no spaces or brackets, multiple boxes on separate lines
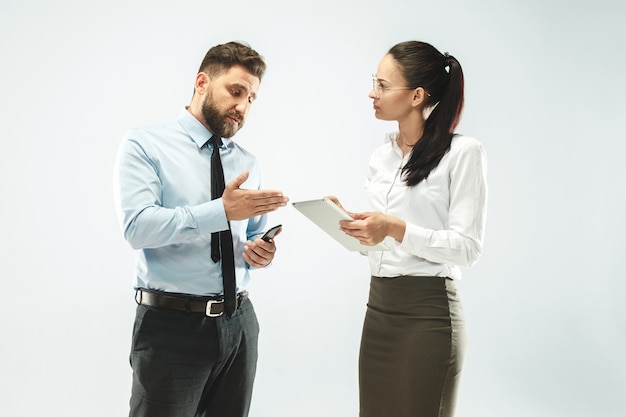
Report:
371,74,429,99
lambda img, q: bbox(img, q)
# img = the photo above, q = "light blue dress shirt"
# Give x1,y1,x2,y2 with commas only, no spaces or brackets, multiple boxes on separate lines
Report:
114,109,267,296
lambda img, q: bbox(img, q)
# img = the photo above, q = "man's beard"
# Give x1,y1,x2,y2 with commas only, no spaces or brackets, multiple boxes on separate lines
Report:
201,94,245,138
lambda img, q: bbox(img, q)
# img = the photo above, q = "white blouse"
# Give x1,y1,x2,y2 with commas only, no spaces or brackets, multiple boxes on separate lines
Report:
365,132,488,279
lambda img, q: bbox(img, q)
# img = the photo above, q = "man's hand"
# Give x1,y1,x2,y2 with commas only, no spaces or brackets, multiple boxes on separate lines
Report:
243,233,280,268
223,171,289,220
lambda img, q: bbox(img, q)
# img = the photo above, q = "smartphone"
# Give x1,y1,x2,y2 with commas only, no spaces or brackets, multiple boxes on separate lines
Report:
261,224,282,242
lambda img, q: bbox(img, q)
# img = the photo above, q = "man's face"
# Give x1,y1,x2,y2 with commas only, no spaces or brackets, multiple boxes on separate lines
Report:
201,65,260,138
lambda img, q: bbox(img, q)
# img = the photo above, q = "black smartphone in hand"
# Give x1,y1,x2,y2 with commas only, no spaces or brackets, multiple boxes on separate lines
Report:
261,224,282,242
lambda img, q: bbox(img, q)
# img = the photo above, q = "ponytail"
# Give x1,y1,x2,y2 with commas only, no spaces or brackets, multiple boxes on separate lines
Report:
389,42,465,186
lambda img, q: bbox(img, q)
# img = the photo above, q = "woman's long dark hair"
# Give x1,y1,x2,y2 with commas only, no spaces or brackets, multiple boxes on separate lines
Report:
388,41,464,186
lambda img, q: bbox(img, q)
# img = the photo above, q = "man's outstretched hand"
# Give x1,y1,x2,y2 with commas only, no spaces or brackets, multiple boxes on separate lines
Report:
223,171,289,220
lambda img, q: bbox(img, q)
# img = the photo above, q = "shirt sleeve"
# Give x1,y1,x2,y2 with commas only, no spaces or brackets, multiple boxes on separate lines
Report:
114,135,228,250
397,140,488,267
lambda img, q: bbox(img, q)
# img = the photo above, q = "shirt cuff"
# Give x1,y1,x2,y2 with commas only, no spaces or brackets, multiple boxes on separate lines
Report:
189,198,229,235
397,222,428,253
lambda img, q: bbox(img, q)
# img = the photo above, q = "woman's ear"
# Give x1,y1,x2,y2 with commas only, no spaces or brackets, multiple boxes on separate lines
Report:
411,87,428,107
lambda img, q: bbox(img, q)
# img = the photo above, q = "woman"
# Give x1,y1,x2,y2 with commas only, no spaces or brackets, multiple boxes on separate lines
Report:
331,41,487,417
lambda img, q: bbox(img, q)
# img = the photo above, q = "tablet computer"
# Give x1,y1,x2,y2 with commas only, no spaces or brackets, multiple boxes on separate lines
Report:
292,198,389,252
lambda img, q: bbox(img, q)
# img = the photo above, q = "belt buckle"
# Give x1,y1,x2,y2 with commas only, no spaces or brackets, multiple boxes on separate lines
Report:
205,299,223,317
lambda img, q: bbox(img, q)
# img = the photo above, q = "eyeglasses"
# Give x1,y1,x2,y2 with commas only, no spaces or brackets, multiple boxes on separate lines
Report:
371,75,416,99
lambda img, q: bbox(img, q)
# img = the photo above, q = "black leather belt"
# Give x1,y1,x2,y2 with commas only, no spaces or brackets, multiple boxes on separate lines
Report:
135,289,248,317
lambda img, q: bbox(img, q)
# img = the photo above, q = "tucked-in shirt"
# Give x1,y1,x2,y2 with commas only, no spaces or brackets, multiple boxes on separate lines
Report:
114,109,267,296
366,133,488,279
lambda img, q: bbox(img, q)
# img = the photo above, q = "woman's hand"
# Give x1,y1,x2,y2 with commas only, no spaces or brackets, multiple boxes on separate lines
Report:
339,212,406,246
325,195,356,217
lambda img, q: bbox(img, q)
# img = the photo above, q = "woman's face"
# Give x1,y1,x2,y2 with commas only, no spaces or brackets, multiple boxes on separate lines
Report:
369,54,415,122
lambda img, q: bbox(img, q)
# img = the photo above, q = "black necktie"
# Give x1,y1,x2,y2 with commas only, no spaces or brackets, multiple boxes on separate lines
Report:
210,135,237,317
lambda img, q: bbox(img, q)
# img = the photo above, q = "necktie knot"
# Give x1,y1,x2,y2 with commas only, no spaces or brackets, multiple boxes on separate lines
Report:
210,134,222,149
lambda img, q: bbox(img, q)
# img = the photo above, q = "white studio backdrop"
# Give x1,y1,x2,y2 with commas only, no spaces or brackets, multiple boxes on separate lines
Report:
1,0,625,416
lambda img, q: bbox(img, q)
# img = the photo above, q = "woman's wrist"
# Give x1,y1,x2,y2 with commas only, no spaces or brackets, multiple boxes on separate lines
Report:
386,215,406,243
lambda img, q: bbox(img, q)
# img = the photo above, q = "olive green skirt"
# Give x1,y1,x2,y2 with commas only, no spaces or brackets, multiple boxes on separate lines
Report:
359,276,467,417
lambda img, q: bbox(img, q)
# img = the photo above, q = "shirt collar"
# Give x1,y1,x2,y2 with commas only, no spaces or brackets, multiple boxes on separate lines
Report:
387,131,402,150
177,107,224,149
386,131,399,145
387,131,412,160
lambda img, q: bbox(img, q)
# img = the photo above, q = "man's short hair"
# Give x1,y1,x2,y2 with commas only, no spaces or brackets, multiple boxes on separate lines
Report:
198,41,266,81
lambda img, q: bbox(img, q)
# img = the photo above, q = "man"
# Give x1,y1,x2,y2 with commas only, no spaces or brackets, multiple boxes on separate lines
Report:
114,41,289,417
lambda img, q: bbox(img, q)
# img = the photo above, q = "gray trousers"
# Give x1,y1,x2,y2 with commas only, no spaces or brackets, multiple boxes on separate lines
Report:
128,298,259,417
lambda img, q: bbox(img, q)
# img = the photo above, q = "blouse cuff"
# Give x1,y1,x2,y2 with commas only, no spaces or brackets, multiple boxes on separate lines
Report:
398,222,428,253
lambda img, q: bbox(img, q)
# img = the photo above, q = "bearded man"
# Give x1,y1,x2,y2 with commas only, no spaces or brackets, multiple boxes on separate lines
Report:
114,41,289,417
